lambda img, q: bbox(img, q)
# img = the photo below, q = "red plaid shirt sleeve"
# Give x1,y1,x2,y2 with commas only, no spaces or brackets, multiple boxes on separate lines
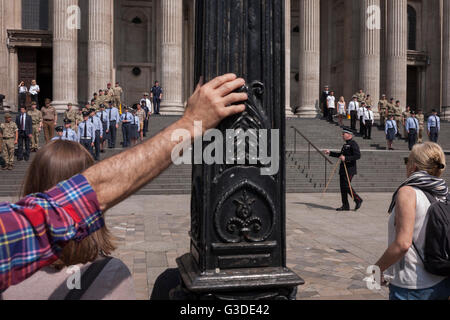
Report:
0,174,103,292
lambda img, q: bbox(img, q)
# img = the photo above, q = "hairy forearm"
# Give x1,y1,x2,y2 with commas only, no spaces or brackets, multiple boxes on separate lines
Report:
84,117,195,212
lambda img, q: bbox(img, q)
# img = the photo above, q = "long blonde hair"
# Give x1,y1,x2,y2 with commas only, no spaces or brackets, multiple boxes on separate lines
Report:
409,142,446,178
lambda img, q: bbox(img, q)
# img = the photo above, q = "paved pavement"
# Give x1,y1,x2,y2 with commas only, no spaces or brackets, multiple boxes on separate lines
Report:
1,192,392,300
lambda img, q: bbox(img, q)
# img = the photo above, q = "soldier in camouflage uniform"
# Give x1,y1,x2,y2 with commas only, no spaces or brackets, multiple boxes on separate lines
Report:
378,94,388,127
64,103,79,132
402,106,411,139
97,90,108,111
113,82,123,109
75,106,84,133
355,89,366,104
106,83,115,99
28,101,43,152
394,100,403,139
417,109,425,143
1,113,18,170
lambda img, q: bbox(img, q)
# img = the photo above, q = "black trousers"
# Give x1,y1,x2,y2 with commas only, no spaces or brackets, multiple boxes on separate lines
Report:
108,121,117,148
17,131,30,161
122,123,130,148
359,116,366,136
365,122,372,139
430,127,439,143
30,94,39,107
340,174,362,209
19,93,27,108
144,119,149,136
327,108,334,122
153,98,161,114
94,130,101,160
350,111,358,130
80,139,94,157
323,103,328,119
408,129,418,150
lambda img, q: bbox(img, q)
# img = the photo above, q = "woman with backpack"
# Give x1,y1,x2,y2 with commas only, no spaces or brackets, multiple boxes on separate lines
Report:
375,142,450,300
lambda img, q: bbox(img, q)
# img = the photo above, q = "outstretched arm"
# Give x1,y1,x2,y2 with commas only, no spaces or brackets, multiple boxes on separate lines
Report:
84,74,247,212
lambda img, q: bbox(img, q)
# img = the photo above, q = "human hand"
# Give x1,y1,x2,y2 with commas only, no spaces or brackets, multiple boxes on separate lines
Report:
182,74,247,136
14,140,18,145
29,134,32,138
339,155,346,162
324,150,330,155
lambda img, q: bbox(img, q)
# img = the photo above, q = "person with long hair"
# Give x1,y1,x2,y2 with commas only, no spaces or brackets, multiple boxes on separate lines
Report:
2,140,135,300
375,142,450,300
337,96,346,127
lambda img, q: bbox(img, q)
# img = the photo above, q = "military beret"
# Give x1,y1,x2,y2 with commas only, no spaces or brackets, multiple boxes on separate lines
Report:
4,113,12,119
55,126,64,132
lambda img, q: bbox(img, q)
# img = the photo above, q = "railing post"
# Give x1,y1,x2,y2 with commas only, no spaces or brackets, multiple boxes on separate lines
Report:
324,159,327,187
294,129,297,154
308,143,310,170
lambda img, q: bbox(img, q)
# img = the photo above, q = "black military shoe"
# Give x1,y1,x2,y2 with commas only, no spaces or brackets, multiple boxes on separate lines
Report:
355,199,363,211
336,206,350,212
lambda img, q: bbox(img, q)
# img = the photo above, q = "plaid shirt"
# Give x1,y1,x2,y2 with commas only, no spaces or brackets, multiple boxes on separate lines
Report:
0,175,103,292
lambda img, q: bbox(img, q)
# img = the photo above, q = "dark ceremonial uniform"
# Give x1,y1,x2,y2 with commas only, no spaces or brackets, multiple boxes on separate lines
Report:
329,138,363,210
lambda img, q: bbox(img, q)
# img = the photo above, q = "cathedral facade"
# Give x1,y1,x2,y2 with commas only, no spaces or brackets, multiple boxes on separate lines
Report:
1,0,449,118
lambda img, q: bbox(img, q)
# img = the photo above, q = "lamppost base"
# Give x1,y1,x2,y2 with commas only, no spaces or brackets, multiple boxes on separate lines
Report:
174,253,304,300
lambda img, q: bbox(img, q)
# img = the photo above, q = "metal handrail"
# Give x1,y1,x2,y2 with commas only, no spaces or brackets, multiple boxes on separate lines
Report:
291,126,333,187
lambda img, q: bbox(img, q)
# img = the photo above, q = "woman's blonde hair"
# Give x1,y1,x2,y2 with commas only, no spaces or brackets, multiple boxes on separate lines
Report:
409,142,446,177
21,140,115,269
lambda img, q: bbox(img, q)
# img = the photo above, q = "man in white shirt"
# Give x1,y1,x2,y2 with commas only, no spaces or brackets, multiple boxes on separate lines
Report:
357,102,368,137
326,91,336,123
140,93,153,114
363,105,374,140
29,80,40,107
348,96,359,131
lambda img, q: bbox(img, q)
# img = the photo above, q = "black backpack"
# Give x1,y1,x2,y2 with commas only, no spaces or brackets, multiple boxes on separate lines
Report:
413,190,450,277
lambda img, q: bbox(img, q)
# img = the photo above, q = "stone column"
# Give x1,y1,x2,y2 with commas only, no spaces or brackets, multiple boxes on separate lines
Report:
1,0,21,110
296,0,320,118
52,0,79,112
160,0,184,115
88,0,113,97
360,0,380,115
285,0,294,117
7,47,19,111
443,0,450,119
386,0,407,108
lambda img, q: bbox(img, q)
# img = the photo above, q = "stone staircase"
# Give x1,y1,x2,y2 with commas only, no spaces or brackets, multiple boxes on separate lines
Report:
0,113,449,197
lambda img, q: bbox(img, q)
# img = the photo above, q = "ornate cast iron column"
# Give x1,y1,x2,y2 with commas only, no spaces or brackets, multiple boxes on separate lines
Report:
176,0,304,300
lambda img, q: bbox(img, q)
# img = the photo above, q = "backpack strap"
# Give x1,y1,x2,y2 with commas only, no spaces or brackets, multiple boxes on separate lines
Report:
64,257,113,300
411,188,439,265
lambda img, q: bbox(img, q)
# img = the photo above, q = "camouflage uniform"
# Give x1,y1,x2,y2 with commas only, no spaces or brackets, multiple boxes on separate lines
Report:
378,99,388,126
0,119,18,169
417,113,425,143
113,85,123,109
65,108,79,131
402,110,411,138
355,91,366,104
394,105,403,137
28,108,43,150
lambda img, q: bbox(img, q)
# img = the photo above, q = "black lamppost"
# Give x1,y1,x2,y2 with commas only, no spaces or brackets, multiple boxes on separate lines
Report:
176,0,304,300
